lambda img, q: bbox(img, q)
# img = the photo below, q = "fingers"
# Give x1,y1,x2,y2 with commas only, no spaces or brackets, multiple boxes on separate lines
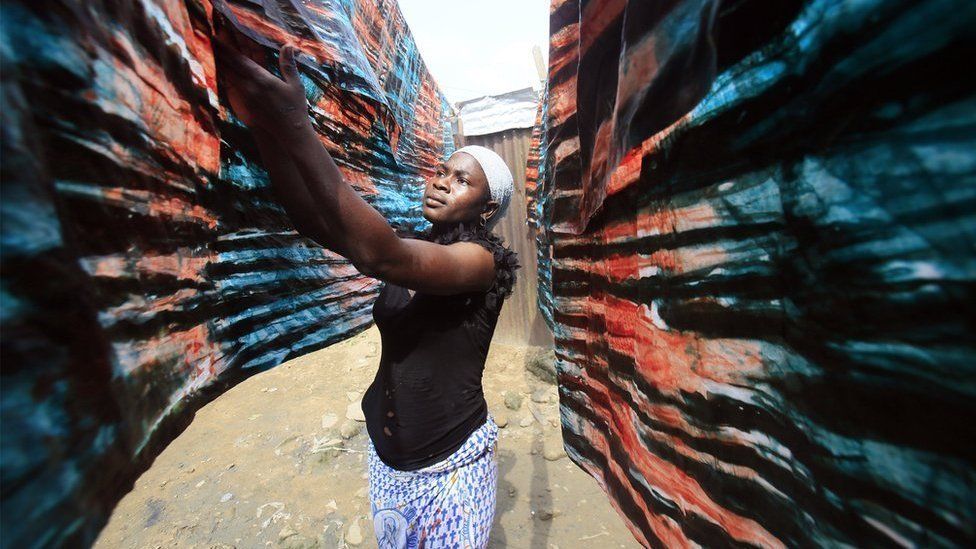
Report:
278,44,301,86
213,28,274,85
212,25,248,74
236,27,268,63
213,11,246,51
213,45,246,79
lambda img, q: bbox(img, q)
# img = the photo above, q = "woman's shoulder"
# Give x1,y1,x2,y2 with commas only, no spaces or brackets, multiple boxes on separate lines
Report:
420,222,521,309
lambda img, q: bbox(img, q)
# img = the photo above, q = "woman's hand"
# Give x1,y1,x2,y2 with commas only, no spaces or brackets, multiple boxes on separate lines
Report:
212,18,311,137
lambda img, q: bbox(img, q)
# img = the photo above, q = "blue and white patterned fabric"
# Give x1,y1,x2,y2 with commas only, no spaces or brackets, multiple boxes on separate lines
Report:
366,415,499,548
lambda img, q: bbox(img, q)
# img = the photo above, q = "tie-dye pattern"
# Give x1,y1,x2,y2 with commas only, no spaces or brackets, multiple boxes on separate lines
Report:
530,0,976,546
0,0,453,545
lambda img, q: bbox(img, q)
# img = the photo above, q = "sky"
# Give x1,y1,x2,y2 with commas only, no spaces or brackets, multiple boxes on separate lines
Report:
397,0,550,106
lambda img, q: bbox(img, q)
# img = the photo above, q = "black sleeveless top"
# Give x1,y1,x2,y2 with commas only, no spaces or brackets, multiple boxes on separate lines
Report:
362,221,520,471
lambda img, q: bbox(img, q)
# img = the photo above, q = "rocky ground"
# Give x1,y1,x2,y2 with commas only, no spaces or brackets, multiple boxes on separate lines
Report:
95,327,640,548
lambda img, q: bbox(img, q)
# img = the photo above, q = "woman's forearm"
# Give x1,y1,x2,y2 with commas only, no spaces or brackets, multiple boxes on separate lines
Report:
250,128,352,258
269,123,403,275
213,37,401,275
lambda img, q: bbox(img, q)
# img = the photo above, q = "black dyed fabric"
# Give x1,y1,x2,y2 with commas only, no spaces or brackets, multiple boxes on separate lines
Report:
363,221,520,471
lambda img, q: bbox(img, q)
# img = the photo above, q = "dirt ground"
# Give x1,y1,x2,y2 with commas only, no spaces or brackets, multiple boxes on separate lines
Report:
95,326,640,548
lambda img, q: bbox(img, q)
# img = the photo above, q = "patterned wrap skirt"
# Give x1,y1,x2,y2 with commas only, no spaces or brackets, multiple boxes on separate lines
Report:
366,414,499,548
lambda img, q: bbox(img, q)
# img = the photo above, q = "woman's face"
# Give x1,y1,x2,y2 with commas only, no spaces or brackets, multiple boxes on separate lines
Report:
422,152,498,225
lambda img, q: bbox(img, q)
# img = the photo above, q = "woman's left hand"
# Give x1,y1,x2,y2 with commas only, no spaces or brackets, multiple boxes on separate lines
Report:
213,19,311,137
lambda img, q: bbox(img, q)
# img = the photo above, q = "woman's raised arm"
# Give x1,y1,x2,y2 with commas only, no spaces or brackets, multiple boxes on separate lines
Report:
248,127,351,259
213,25,495,295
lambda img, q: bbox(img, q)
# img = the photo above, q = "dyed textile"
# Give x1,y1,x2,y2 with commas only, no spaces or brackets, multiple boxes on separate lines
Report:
536,0,976,546
0,0,452,545
367,415,499,549
525,90,553,329
525,98,546,231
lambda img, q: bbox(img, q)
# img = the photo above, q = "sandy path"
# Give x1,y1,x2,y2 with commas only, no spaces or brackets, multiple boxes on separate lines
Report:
95,327,640,548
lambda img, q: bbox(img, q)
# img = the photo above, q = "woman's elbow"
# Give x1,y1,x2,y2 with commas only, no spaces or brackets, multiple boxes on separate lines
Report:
352,257,394,280
351,237,404,280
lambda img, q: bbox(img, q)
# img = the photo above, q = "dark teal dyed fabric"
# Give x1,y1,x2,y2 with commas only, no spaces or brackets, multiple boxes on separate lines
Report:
0,0,452,546
534,0,976,546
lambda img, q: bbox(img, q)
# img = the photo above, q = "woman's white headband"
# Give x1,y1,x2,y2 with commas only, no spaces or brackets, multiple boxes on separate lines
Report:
451,145,513,230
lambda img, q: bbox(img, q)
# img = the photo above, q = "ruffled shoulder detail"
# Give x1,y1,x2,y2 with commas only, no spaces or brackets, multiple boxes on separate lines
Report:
417,221,521,311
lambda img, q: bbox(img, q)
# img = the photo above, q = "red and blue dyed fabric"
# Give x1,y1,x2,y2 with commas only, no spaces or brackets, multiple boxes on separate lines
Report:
524,89,554,330
0,0,452,546
535,0,976,546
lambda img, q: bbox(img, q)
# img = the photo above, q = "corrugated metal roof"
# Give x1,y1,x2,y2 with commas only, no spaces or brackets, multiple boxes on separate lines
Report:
455,87,540,137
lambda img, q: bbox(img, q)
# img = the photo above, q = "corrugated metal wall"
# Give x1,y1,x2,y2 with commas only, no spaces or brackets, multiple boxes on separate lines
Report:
457,128,553,348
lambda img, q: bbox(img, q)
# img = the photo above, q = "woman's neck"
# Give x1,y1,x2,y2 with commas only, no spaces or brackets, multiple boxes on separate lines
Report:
428,219,481,239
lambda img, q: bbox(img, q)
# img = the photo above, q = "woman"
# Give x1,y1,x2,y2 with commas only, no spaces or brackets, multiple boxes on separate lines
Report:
213,19,519,548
